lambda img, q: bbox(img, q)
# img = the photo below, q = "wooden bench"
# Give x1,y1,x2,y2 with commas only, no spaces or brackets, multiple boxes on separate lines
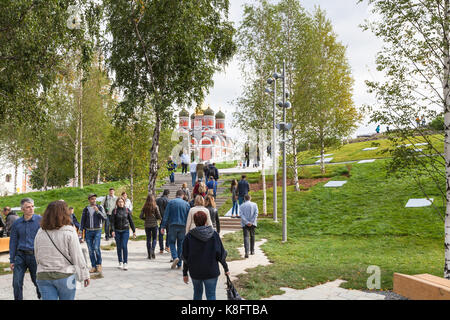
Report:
0,237,10,253
393,273,450,300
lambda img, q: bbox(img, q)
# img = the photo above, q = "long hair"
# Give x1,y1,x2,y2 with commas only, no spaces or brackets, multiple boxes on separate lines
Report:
194,195,205,207
198,182,207,194
205,195,216,209
142,194,157,217
230,179,238,192
41,201,72,230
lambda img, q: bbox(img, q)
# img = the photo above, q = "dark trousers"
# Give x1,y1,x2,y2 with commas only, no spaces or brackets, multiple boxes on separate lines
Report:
181,163,188,174
104,215,112,239
169,172,175,183
145,227,158,255
13,252,41,300
243,225,256,255
158,225,169,250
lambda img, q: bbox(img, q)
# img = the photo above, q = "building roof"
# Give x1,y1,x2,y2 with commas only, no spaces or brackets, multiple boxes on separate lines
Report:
204,106,214,116
179,108,189,117
215,110,225,119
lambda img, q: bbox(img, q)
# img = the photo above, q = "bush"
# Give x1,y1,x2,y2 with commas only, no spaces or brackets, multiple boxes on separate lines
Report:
429,115,444,131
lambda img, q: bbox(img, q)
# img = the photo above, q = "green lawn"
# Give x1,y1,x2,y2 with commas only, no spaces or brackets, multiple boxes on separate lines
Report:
219,159,445,299
299,134,444,165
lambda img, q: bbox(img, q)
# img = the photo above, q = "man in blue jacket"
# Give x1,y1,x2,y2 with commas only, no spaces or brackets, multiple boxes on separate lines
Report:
79,193,107,273
9,198,42,300
161,190,191,269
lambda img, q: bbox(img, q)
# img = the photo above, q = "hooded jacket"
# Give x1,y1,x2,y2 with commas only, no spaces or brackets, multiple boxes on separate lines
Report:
182,225,229,280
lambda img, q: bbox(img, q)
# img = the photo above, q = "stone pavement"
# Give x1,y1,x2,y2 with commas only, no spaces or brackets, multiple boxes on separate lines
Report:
0,229,399,300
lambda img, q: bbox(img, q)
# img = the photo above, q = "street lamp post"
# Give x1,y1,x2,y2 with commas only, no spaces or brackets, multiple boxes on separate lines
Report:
266,61,291,242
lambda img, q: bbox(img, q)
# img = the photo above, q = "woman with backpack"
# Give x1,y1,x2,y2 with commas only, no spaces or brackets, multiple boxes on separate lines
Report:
111,197,136,270
140,194,162,259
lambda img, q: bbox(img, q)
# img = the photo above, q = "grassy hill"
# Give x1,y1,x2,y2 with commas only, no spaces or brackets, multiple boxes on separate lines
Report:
299,134,444,165
218,158,445,299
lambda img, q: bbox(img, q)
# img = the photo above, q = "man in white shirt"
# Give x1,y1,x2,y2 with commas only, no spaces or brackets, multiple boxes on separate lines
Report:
101,188,117,240
180,152,189,175
239,194,258,258
189,159,197,187
121,192,133,212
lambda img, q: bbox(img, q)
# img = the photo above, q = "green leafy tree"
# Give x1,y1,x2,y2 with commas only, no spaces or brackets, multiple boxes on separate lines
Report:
360,0,450,278
0,0,101,127
296,9,361,174
103,0,236,195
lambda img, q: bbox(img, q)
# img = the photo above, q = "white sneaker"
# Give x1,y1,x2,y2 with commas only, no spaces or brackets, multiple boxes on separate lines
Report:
118,262,123,269
123,263,128,270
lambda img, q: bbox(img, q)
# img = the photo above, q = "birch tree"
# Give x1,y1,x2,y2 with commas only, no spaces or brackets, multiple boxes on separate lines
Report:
360,0,450,278
103,0,236,195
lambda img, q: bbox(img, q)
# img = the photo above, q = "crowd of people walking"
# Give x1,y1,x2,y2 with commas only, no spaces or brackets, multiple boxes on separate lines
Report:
4,163,259,301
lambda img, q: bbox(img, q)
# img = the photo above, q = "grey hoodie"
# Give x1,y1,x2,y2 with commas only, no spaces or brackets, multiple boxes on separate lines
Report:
190,225,214,242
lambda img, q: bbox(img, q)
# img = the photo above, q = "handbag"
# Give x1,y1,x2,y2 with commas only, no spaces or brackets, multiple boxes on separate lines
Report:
226,274,243,300
44,230,80,281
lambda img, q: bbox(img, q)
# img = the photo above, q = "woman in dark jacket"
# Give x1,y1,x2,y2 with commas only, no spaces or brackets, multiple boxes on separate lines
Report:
205,195,220,234
111,197,136,270
140,194,162,259
230,179,239,218
182,211,230,300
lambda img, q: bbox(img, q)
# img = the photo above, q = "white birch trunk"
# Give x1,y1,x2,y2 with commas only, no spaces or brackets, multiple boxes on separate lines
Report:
320,134,325,174
443,0,450,279
130,135,134,205
260,133,267,215
97,166,101,184
13,160,18,194
80,111,83,189
43,156,49,191
292,133,300,191
74,116,79,187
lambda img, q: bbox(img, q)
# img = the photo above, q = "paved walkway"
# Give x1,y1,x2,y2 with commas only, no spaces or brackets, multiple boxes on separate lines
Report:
0,230,396,300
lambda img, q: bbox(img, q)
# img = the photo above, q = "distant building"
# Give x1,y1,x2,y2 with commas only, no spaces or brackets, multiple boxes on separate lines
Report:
178,105,233,162
0,156,36,196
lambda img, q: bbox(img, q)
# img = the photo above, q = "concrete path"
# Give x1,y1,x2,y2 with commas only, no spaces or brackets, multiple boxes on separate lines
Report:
0,231,395,300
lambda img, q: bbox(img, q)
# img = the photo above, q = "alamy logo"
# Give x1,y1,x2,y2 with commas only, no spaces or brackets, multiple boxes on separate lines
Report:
366,265,381,290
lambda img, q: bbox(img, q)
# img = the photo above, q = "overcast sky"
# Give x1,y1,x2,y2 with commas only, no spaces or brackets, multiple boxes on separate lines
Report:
199,0,385,140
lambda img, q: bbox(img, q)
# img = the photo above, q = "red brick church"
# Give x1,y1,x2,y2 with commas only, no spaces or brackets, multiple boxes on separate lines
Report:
178,105,233,162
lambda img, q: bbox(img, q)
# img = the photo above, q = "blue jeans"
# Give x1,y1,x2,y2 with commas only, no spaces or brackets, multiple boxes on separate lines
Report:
191,172,197,187
12,252,41,300
85,229,102,268
231,200,238,216
145,227,158,255
37,274,76,300
167,225,185,267
115,229,130,263
192,277,218,300
169,172,175,183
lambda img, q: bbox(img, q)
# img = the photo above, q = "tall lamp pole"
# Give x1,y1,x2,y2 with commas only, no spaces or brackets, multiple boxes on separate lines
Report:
265,61,291,241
